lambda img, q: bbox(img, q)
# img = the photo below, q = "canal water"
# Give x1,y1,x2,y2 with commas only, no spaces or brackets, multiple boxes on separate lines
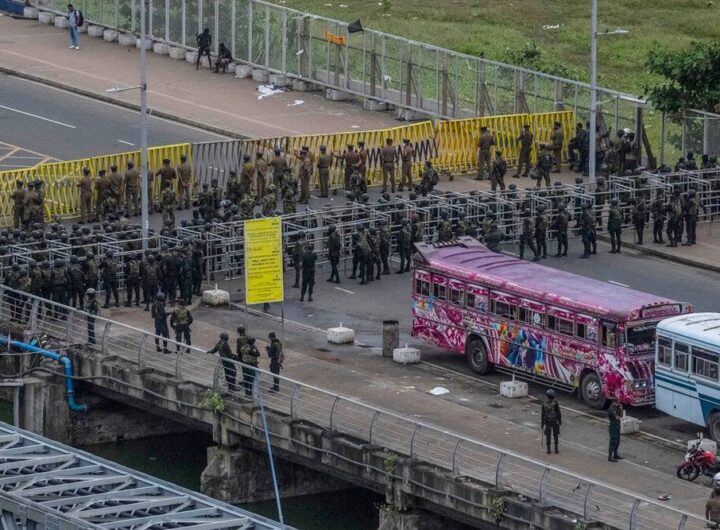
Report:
86,431,382,530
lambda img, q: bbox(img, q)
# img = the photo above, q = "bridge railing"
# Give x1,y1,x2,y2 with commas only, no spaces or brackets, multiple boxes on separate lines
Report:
0,285,708,530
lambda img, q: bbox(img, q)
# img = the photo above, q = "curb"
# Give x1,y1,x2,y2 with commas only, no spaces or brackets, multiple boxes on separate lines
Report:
0,66,247,140
596,234,720,274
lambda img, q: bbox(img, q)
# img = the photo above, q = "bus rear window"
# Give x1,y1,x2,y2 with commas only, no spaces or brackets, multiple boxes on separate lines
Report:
626,322,657,353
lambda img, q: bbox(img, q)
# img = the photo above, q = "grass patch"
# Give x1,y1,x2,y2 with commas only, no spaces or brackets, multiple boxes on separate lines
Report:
270,0,719,97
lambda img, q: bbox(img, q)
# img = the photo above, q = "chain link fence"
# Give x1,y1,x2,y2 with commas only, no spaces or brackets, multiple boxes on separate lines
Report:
0,284,710,530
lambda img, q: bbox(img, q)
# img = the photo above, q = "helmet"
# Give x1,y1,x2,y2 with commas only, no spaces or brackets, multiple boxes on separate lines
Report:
105,249,114,258
523,208,531,217
237,325,245,334
610,198,619,206
220,332,229,340
328,224,336,232
70,255,78,264
157,292,166,301
546,389,556,399
54,258,64,267
86,288,96,296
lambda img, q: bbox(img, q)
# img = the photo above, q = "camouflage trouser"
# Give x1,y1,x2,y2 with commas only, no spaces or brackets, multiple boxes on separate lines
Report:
490,175,505,192
125,188,139,216
162,207,175,225
13,205,23,229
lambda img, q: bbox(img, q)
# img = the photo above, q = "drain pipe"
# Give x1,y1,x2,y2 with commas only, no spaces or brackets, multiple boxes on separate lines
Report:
0,336,88,412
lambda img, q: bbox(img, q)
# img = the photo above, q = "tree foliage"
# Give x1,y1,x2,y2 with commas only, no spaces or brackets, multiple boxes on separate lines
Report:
645,42,720,114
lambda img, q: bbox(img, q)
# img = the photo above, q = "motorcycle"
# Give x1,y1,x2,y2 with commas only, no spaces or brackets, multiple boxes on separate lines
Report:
677,438,720,482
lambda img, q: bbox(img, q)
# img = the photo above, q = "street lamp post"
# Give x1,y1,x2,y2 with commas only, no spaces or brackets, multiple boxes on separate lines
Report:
589,0,598,184
139,0,149,250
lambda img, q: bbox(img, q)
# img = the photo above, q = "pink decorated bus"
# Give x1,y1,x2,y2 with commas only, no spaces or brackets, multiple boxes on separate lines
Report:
411,238,693,408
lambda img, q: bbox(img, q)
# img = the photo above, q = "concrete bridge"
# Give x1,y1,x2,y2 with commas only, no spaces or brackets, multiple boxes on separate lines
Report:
0,286,709,530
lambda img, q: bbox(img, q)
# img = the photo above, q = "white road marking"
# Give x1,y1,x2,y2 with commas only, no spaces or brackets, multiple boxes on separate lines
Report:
311,195,321,200
117,140,135,146
608,280,629,287
334,287,355,295
0,104,76,129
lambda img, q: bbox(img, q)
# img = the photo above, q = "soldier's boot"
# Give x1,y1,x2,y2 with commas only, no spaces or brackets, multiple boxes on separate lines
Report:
103,292,111,309
608,451,617,462
554,443,559,454
308,285,313,302
155,338,162,353
613,452,623,460
546,443,551,455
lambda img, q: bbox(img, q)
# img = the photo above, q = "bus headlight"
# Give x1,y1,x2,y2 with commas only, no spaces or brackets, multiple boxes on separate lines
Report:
632,379,649,389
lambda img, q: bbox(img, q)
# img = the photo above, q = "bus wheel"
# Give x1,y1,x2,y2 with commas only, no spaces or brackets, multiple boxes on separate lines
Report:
580,372,609,410
708,412,720,443
466,338,492,375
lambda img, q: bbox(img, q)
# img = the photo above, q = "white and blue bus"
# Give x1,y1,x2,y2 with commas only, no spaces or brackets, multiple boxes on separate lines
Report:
655,313,720,442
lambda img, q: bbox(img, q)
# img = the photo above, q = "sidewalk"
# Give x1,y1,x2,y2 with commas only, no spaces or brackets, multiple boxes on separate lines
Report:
0,16,397,138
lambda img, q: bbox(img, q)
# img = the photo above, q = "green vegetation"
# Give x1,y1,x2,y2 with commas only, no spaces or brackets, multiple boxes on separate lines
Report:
200,390,226,414
270,0,719,97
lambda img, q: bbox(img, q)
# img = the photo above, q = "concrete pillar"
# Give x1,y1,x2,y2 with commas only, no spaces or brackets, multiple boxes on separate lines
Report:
201,445,350,504
378,506,463,530
382,320,399,358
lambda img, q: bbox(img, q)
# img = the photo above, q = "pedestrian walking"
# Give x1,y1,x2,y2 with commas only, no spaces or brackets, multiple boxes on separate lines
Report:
66,4,83,50
608,397,623,462
541,389,562,454
266,332,283,392
208,333,237,392
85,288,98,345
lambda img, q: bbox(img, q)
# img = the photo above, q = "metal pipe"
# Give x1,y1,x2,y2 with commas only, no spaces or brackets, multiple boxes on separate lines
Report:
0,337,88,413
140,0,150,251
589,0,598,184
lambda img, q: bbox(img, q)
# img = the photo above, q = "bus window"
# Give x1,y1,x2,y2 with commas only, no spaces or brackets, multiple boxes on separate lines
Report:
674,342,689,372
433,283,446,301
549,315,574,336
492,300,516,319
657,336,672,366
601,321,617,348
415,279,430,296
692,346,719,381
576,323,588,340
449,288,463,305
519,307,544,327
466,293,476,308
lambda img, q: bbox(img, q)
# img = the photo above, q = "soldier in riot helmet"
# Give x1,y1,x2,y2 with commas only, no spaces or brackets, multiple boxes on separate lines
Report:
208,333,238,392
534,205,548,259
170,301,193,353
326,224,341,283
519,209,539,261
151,292,170,353
541,389,562,454
397,219,412,273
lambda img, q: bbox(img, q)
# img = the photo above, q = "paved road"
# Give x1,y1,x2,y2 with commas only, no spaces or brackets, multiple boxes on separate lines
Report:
0,73,227,168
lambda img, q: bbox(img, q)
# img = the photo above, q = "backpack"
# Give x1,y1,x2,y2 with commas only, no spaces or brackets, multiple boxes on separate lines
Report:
76,10,84,27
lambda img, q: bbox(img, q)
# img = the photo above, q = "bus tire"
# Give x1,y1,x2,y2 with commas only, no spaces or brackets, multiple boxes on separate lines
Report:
466,338,492,375
580,372,609,410
708,412,720,443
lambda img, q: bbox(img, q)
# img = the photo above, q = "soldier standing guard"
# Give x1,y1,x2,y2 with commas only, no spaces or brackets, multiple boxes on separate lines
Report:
291,233,307,288
124,161,140,217
100,250,120,308
11,180,26,229
519,208,540,261
125,255,142,307
400,139,415,191
85,288,99,345
208,333,237,391
534,205,548,259
490,151,507,192
155,158,177,191
108,164,124,209
240,337,260,397
551,121,564,172
513,124,534,178
266,332,283,392
161,181,176,225
271,148,287,194
151,292,170,353
177,154,193,210
397,219,412,274
541,389,562,454
326,224,341,283
380,138,398,193
477,126,495,180
170,301,193,353
608,397,623,462
317,145,332,198
300,244,317,302
651,189,666,244
255,151,269,202
607,198,623,254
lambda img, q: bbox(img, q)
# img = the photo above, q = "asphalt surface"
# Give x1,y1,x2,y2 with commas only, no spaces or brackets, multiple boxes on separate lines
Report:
0,72,226,168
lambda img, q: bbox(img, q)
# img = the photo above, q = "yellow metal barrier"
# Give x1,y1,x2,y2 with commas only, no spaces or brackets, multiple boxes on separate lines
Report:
0,144,192,223
243,121,437,189
434,111,575,173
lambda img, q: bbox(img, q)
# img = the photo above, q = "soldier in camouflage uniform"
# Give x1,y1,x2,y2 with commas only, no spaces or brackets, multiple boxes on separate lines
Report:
534,205,548,259
240,337,261,397
397,219,412,274
607,198,623,254
436,211,454,242
86,288,99,345
579,204,595,258
326,224,341,283
261,186,277,217
490,151,507,192
170,301,193,353
683,189,701,245
51,258,70,310
552,203,569,257
608,398,623,462
651,189,666,244
68,255,86,309
83,252,98,295
630,197,647,245
225,171,241,205
161,181,176,225
300,244,318,301
519,209,539,261
239,193,255,220
368,227,382,281
142,253,160,311
151,292,170,353
535,144,553,188
208,332,237,391
100,250,120,308
291,232,307,288
125,254,142,307
541,389,562,454
378,219,391,275
282,176,297,214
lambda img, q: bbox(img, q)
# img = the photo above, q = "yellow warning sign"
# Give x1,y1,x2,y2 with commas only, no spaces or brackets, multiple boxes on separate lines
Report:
244,217,284,305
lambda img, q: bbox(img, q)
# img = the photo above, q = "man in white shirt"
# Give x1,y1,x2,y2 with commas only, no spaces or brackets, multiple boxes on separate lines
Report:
66,4,80,50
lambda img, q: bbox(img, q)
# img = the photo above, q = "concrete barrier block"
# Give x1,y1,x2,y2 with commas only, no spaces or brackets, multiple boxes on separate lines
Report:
268,74,292,87
77,24,87,34
325,88,355,102
327,326,354,345
136,38,153,50
392,347,421,365
224,63,237,74
363,99,389,112
118,33,136,47
87,25,104,37
499,380,529,398
202,288,229,306
396,107,429,121
169,47,186,60
620,415,641,435
103,30,119,42
153,42,170,55
185,51,198,64
200,55,212,69
235,64,252,78
54,15,68,28
291,79,322,92
38,11,54,24
23,6,39,19
252,69,269,83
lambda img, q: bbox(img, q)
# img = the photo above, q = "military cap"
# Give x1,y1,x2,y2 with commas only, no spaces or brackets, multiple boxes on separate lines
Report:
98,169,106,176
319,145,327,151
347,144,354,149
163,158,170,164
180,154,188,161
243,154,251,160
110,164,117,171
